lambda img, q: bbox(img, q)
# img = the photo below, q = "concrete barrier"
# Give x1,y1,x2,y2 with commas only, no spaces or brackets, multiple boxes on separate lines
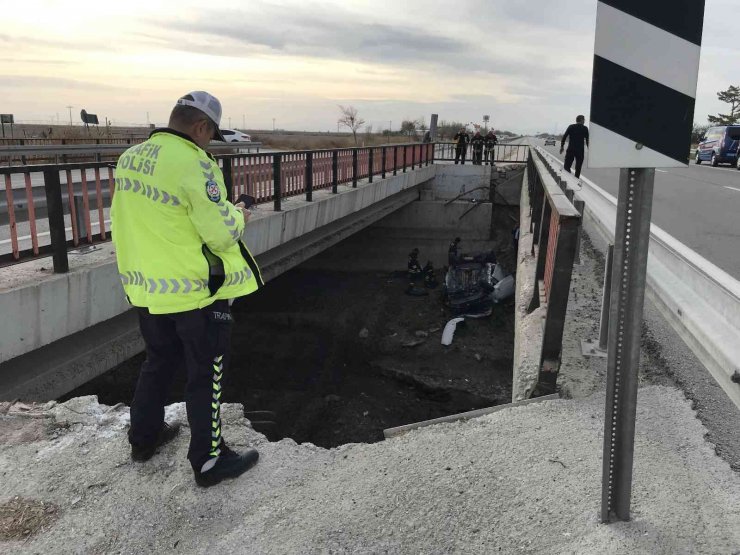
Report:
535,146,740,410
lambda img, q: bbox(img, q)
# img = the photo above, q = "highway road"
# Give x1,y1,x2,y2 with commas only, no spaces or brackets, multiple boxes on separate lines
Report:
533,138,740,280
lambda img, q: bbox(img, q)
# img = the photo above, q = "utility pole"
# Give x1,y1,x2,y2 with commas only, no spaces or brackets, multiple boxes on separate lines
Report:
66,106,73,126
146,112,150,126
272,118,276,133
228,116,232,128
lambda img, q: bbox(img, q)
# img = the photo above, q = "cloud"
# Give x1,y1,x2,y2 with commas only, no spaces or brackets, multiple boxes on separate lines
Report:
140,3,567,78
0,75,119,91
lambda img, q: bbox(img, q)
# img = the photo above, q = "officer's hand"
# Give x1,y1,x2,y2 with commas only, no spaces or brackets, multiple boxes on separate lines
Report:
235,202,251,224
559,147,564,154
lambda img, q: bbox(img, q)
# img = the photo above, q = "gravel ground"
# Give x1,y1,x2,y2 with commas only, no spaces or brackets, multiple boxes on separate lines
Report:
1,388,739,554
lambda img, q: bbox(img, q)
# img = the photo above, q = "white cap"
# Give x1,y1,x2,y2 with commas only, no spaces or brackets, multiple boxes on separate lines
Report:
176,91,225,141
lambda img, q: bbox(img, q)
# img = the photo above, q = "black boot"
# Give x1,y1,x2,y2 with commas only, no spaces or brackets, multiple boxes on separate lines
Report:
194,445,259,487
131,422,181,462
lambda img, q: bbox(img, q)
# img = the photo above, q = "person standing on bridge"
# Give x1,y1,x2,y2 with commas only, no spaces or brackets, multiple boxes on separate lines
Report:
111,91,263,487
471,131,485,165
453,127,469,165
484,130,498,166
560,115,589,178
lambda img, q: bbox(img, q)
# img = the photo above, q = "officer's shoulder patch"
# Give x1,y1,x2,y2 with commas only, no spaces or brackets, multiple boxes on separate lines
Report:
205,180,221,203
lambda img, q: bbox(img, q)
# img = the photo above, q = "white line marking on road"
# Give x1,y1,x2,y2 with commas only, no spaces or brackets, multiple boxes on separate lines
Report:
696,164,738,173
723,186,740,193
656,169,668,173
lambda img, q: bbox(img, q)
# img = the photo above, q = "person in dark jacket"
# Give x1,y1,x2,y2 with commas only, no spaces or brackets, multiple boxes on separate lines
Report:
471,131,485,165
560,115,589,178
484,131,498,165
453,128,469,165
448,237,461,266
423,261,438,289
408,248,423,284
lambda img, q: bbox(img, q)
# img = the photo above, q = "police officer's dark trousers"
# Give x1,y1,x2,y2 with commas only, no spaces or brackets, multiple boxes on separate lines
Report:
454,145,466,164
564,148,584,178
128,300,232,470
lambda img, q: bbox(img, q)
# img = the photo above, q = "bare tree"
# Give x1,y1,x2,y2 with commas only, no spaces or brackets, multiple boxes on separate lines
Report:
338,105,365,145
400,119,418,137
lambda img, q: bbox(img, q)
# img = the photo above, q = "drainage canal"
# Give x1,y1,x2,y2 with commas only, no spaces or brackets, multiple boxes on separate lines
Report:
63,203,519,448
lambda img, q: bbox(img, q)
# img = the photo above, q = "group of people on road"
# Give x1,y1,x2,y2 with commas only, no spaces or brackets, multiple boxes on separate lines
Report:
453,128,498,166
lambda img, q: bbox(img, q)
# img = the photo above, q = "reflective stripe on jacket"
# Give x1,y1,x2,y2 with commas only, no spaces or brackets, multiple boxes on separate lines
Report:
111,128,263,314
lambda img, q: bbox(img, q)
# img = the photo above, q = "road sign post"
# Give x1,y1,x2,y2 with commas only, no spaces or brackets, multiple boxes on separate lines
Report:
600,168,654,522
589,0,706,522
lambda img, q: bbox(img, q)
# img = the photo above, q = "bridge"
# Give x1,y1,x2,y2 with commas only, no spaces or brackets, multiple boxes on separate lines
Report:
0,140,528,399
1,135,738,423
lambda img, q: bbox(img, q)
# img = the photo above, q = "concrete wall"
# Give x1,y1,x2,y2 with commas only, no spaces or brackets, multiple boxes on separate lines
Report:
302,201,494,272
511,166,544,402
429,165,491,201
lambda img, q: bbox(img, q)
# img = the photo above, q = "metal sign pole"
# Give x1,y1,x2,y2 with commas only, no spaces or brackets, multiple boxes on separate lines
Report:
601,167,655,523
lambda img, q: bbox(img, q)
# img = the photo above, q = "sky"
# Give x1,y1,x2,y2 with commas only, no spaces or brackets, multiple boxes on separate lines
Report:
0,0,737,134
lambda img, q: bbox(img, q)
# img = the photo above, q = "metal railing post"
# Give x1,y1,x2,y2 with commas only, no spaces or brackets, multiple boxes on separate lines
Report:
73,195,86,243
368,148,374,183
332,150,338,193
43,168,69,273
402,145,407,173
393,146,398,176
222,157,233,201
305,152,313,201
352,149,358,188
574,199,585,264
273,153,282,211
411,145,415,170
381,146,387,179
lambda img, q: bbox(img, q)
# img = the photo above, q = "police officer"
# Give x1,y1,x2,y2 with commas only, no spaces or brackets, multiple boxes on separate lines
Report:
111,91,263,487
471,131,485,165
484,130,498,165
453,127,469,165
560,115,590,178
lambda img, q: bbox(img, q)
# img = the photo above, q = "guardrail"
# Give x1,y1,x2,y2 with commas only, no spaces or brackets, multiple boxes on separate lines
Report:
0,142,433,271
434,142,528,164
534,145,740,410
526,148,582,396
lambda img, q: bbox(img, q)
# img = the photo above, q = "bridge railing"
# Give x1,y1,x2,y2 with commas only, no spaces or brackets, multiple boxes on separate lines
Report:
0,142,433,272
434,142,528,164
525,148,582,397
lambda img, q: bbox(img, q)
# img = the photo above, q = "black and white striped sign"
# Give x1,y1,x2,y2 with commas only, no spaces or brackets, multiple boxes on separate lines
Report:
589,1,705,168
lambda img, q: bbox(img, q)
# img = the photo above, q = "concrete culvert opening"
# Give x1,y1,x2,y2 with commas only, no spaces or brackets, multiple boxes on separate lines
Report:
63,166,522,448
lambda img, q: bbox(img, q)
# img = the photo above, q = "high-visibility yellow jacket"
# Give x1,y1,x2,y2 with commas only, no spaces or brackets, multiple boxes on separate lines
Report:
111,128,263,314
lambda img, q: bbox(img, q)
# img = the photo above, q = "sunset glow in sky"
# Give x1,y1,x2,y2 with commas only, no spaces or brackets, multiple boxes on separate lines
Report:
2,0,737,133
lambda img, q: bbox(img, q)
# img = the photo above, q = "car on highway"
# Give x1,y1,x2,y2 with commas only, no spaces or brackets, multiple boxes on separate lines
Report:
695,125,740,167
219,129,252,143
544,138,557,146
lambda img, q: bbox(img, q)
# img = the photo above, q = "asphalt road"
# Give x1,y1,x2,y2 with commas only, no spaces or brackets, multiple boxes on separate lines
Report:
535,138,740,280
